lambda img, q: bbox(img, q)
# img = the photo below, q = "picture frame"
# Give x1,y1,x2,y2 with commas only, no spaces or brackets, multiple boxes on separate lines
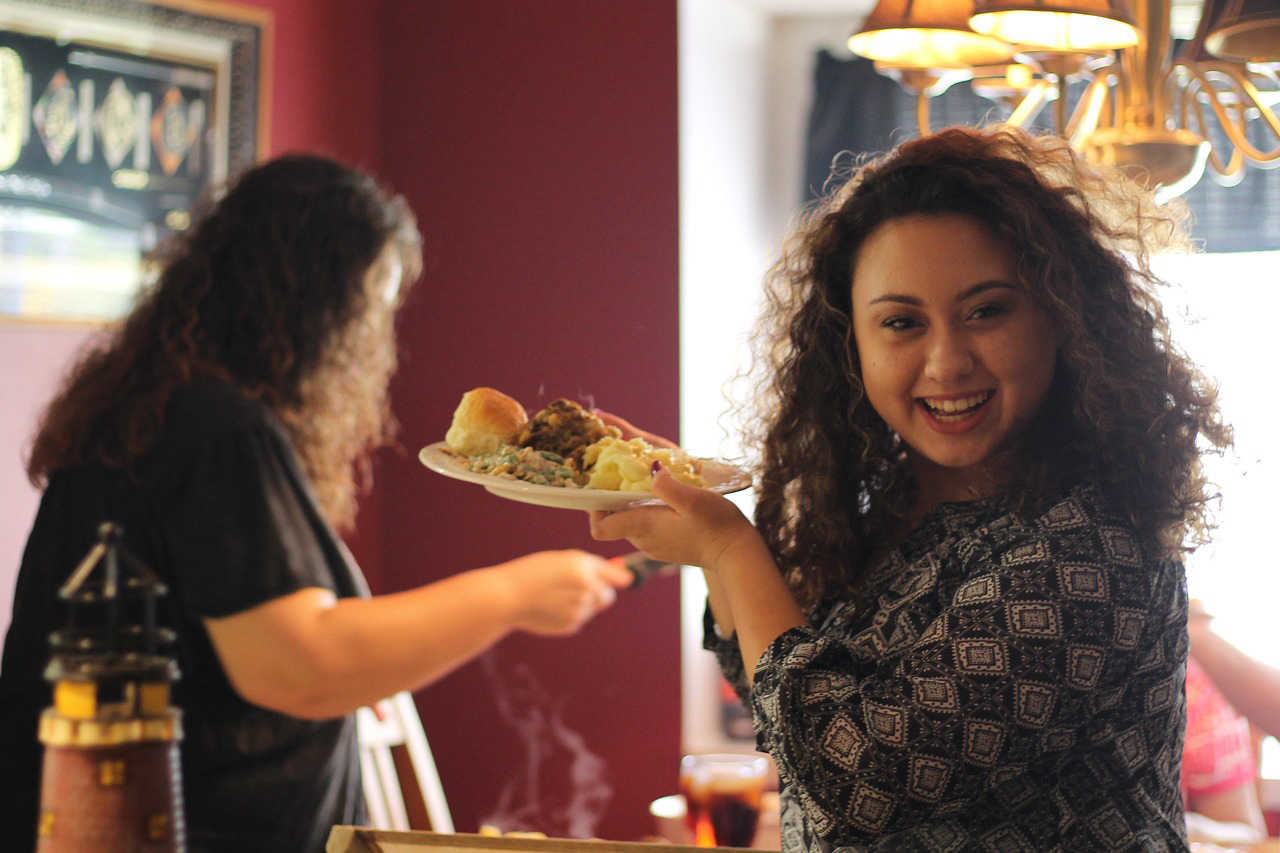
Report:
0,0,272,325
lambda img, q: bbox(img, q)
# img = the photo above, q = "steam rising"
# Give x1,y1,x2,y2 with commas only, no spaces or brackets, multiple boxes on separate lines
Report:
478,652,614,838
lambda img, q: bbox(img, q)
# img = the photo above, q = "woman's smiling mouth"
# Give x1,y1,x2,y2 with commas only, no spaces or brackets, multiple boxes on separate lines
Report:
918,390,995,424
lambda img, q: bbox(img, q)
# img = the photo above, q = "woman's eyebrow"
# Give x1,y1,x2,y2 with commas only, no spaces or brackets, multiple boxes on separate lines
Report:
865,280,1019,307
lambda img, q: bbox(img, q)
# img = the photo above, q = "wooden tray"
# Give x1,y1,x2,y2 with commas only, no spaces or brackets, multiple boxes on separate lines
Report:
327,828,765,853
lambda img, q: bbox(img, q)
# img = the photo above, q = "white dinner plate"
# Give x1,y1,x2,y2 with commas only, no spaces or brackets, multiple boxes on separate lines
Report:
418,441,752,511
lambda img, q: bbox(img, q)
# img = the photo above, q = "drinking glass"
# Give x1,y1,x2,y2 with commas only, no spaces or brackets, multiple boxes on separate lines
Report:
679,752,768,848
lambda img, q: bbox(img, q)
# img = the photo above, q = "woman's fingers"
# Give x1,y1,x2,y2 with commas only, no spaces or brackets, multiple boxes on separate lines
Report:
498,550,627,636
586,464,759,572
593,409,680,449
589,468,703,539
590,505,669,544
587,509,617,541
649,464,703,512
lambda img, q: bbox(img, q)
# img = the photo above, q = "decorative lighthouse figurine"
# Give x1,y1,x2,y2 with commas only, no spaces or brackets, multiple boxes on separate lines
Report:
36,521,185,852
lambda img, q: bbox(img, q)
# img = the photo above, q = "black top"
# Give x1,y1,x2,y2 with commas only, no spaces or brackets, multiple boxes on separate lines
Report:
707,484,1190,852
0,378,367,852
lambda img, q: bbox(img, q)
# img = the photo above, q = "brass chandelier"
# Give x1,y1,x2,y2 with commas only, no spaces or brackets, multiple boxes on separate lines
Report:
847,0,1280,200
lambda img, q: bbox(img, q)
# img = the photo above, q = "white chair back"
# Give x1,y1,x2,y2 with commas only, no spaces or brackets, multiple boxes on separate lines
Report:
356,691,454,833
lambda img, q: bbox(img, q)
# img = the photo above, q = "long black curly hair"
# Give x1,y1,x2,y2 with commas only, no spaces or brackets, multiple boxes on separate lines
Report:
27,153,422,530
742,125,1230,607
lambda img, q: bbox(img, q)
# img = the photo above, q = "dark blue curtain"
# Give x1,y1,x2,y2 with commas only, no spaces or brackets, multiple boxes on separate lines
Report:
804,50,1280,252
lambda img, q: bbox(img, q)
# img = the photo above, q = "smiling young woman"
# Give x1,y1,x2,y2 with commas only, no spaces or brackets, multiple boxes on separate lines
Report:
590,126,1231,851
850,212,1061,508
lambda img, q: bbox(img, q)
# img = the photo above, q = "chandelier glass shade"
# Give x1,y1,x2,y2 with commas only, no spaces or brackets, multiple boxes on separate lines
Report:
969,0,1141,51
847,0,1020,67
1203,0,1280,61
847,0,1280,200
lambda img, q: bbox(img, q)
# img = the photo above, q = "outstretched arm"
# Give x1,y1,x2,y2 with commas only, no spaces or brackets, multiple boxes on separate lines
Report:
204,550,632,719
1188,600,1280,739
1186,786,1267,840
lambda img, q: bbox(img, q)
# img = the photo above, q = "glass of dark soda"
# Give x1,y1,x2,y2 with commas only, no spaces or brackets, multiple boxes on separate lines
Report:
679,753,768,847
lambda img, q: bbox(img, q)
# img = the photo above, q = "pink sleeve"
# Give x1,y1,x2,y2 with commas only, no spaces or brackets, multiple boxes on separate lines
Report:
1182,657,1258,799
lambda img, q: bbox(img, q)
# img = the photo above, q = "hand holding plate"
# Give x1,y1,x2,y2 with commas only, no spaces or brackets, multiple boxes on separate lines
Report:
589,464,761,571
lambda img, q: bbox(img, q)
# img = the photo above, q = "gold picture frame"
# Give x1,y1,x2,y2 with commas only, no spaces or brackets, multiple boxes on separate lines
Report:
0,0,272,325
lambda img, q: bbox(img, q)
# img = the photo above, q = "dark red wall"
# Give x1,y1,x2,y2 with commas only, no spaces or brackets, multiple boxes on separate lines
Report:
250,0,681,840
372,2,681,841
259,0,384,170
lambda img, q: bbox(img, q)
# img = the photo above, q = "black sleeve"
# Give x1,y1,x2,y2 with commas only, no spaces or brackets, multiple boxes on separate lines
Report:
156,418,342,619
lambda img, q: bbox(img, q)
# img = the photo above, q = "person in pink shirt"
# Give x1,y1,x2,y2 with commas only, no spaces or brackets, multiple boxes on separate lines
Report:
1182,654,1267,840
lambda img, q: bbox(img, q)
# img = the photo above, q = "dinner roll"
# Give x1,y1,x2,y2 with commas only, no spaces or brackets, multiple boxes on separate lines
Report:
445,387,529,455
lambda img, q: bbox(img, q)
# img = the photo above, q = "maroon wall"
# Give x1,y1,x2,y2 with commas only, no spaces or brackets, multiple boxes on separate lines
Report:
371,2,681,841
260,0,384,170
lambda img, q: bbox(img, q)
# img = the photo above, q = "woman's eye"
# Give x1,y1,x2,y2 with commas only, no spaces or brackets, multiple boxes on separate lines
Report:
968,303,1009,321
881,316,920,332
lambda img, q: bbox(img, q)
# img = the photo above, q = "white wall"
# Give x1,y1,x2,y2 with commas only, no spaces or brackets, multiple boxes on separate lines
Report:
1154,251,1280,668
676,0,868,753
678,0,770,754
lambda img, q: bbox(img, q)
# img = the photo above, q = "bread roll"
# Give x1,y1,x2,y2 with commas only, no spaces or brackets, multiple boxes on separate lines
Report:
445,387,529,455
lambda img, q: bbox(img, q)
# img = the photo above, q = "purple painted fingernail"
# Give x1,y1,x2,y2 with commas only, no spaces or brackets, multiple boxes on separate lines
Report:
650,460,662,475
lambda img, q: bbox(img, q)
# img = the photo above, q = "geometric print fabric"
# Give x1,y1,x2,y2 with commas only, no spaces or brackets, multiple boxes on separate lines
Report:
705,484,1190,851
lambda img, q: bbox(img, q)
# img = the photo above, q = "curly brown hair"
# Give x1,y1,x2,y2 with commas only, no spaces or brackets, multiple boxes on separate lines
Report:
26,154,422,531
743,125,1230,607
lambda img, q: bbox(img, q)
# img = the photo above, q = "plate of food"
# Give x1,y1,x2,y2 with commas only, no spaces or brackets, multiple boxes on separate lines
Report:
419,387,752,511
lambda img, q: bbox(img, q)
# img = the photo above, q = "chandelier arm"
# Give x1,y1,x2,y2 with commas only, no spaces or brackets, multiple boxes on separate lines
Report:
1162,63,1187,134
1003,79,1054,129
1223,99,1249,178
1209,63,1280,143
1053,62,1068,136
1173,60,1280,163
1187,90,1247,178
1112,63,1130,133
1221,143,1247,180
1105,70,1119,130
1177,76,1191,140
1066,73,1113,148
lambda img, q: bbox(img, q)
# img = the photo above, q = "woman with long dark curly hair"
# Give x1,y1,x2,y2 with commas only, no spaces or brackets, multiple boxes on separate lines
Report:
0,154,629,852
593,126,1229,850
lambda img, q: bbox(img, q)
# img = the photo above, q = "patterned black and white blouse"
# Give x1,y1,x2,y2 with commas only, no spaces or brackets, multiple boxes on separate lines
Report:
706,484,1190,852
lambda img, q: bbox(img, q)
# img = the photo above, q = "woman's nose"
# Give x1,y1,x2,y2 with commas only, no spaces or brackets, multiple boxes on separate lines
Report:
924,329,975,383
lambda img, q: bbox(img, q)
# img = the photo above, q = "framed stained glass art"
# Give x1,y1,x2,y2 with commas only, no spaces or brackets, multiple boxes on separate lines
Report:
0,0,271,324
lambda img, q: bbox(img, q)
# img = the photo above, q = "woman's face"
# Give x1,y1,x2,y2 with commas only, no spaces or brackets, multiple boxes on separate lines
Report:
849,213,1060,496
